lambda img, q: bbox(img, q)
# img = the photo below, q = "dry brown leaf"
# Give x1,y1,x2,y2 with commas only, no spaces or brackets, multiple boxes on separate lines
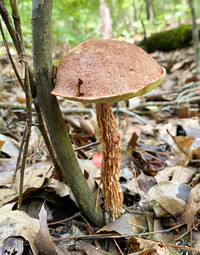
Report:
34,204,66,255
191,139,200,159
127,237,169,255
192,231,200,251
171,135,195,166
0,140,5,151
125,173,157,201
0,159,17,185
173,136,195,157
98,213,147,235
153,219,176,252
80,115,94,134
0,161,53,208
155,166,195,184
79,242,111,255
0,134,19,157
0,203,40,255
184,183,200,229
46,178,69,197
148,181,191,218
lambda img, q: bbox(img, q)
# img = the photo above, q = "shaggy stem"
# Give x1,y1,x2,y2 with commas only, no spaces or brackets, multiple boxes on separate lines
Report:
96,103,123,220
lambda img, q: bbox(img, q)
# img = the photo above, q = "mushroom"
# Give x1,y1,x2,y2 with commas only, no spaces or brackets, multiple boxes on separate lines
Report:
51,39,166,220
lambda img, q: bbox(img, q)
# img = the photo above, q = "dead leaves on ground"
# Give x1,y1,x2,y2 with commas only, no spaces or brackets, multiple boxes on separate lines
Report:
1,46,200,254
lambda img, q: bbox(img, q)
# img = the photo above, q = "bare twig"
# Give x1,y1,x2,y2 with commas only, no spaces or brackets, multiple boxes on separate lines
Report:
6,0,33,209
0,0,19,53
0,18,24,89
74,141,100,151
48,212,81,226
34,104,65,181
113,238,124,255
175,85,200,103
53,223,185,241
10,0,24,59
175,222,200,241
0,0,64,183
11,125,27,186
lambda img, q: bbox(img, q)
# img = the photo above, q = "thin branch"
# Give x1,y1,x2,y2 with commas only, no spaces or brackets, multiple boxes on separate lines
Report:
34,104,65,181
4,0,33,209
74,141,100,151
10,0,25,60
48,212,81,226
0,0,63,185
0,18,24,89
11,125,27,186
0,0,19,53
53,223,185,241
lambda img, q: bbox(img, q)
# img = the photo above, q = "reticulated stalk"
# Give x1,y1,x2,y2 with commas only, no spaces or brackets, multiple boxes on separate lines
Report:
96,103,123,220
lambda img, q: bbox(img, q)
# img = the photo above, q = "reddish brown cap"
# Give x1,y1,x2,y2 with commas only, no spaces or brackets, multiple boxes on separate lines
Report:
51,39,165,103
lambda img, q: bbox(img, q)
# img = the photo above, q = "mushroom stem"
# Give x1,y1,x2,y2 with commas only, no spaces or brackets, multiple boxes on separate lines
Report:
96,103,123,220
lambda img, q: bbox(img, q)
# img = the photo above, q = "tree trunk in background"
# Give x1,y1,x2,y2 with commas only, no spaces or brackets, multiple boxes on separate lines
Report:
32,0,105,227
145,0,153,26
99,0,112,39
188,0,200,73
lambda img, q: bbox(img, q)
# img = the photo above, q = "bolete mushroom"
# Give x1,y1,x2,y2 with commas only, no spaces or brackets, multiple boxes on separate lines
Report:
51,39,165,220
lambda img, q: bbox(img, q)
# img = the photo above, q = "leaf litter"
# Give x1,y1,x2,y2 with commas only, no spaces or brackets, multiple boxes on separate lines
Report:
1,46,200,254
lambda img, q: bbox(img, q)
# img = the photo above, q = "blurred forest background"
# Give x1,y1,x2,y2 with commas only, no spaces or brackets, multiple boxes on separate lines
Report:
2,0,200,50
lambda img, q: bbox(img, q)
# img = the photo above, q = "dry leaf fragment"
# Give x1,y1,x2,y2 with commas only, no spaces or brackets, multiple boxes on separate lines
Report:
148,181,191,218
0,161,53,208
34,204,66,255
0,134,19,157
155,166,195,184
98,213,147,235
127,237,169,255
184,183,200,229
0,203,40,255
80,115,95,135
169,133,195,166
79,242,112,255
0,140,5,151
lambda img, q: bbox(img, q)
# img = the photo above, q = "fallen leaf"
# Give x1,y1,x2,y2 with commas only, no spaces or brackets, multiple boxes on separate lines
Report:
98,213,147,235
127,236,169,255
80,115,94,134
34,204,66,255
149,181,191,218
125,173,157,201
79,242,111,255
153,219,176,249
0,140,5,151
170,134,195,166
0,203,40,255
46,178,69,197
155,166,195,184
184,183,200,229
0,134,19,157
0,161,53,208
192,231,200,251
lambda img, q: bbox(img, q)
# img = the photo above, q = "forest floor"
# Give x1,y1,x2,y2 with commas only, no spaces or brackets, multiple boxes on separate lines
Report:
0,45,200,255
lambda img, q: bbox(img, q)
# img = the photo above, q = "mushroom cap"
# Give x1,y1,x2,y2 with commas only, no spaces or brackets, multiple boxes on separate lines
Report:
51,39,166,103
